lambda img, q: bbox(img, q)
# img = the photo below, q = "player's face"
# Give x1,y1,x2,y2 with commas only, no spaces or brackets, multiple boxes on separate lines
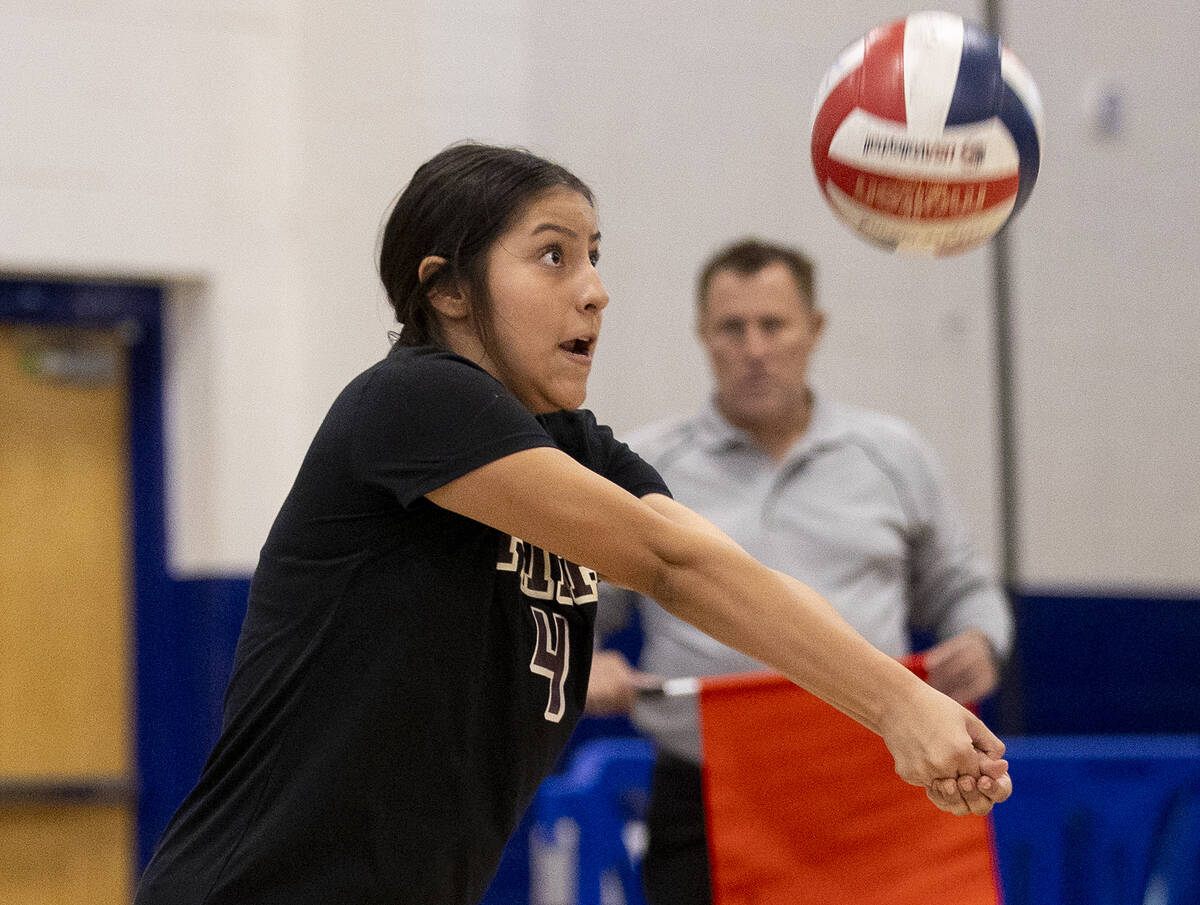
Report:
478,187,607,413
699,262,825,431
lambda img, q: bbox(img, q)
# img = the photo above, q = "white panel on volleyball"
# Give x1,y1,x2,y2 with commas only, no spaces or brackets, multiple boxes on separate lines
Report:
828,112,1021,179
902,10,966,136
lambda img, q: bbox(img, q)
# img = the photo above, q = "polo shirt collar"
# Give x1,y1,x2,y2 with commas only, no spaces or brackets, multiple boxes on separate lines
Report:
697,388,853,461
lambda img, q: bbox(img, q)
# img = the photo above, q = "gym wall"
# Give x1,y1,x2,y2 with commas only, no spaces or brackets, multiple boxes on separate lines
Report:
1,1,1195,592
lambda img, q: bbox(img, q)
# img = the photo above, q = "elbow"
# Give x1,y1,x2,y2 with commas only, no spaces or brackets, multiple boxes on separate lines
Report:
643,557,682,615
616,536,695,614
602,498,756,631
637,533,748,631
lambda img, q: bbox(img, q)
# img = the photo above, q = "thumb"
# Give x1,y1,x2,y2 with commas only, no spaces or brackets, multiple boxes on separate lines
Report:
968,714,1005,759
979,756,1009,780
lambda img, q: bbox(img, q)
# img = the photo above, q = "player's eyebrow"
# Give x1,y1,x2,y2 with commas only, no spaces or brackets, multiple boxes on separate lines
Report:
531,223,602,243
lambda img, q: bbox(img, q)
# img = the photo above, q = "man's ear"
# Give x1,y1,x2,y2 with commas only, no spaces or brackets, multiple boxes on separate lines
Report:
809,307,827,339
418,255,470,320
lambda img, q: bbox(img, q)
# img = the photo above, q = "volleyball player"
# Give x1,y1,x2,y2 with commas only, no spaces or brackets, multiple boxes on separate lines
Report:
134,142,1011,905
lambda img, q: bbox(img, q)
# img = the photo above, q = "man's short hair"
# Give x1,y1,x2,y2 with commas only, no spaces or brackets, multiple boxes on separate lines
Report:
696,238,816,313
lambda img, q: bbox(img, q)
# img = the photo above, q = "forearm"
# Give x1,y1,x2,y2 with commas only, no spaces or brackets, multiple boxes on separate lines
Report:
651,537,926,738
648,537,1014,809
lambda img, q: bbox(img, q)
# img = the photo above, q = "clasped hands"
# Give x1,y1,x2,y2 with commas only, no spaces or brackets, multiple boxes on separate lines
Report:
885,679,1014,818
586,649,1014,817
924,751,1012,816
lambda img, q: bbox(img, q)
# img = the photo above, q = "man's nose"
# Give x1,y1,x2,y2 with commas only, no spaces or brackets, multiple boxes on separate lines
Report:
742,326,770,358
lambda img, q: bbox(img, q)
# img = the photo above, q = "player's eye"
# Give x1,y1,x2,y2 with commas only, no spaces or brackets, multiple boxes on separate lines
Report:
589,248,600,267
540,245,564,266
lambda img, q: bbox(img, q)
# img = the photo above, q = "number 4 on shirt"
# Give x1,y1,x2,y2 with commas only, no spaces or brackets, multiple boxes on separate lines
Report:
528,605,569,723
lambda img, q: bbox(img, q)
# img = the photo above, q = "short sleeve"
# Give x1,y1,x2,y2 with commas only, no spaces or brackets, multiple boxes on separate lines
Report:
601,429,672,499
351,349,555,507
537,409,671,499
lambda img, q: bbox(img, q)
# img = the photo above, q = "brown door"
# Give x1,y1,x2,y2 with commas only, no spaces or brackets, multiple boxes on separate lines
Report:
0,324,135,904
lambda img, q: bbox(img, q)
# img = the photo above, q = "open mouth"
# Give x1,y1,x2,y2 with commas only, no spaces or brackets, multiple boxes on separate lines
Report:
560,337,594,360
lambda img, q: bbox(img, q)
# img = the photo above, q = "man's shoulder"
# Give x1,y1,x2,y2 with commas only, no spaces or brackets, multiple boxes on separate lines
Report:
622,413,707,467
826,398,934,468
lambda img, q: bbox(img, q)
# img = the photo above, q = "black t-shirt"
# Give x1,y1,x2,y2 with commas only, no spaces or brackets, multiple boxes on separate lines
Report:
135,346,669,905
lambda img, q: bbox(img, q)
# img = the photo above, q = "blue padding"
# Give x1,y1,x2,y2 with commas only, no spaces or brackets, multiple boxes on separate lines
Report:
135,577,250,866
532,738,655,905
1144,782,1200,905
1015,593,1200,734
993,735,1200,905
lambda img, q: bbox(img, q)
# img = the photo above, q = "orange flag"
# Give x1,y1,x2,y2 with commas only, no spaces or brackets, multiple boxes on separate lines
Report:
698,656,1002,905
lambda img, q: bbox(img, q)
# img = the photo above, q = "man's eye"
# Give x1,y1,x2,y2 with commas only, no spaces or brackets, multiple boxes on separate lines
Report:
589,250,600,267
541,247,564,266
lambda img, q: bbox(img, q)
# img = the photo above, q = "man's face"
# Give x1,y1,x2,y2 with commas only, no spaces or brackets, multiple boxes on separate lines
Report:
698,261,825,431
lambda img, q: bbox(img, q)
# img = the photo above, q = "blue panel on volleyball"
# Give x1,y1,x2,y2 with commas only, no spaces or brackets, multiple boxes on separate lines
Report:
999,82,1042,213
945,24,1003,127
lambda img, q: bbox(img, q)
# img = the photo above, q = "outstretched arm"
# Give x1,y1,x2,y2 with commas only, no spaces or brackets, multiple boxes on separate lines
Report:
426,446,1011,814
635,491,1010,815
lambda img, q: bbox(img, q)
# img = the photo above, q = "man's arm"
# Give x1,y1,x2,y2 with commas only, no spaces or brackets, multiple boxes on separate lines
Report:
586,581,662,715
902,432,1013,702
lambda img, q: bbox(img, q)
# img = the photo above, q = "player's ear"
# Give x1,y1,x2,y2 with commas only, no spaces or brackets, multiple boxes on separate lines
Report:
419,255,471,321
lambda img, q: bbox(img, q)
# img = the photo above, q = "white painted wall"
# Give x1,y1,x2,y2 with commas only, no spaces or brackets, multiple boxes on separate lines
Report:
1001,0,1200,590
516,0,1003,581
2,1,1194,592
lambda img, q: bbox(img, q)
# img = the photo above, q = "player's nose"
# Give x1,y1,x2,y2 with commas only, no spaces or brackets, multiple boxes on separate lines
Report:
579,267,609,313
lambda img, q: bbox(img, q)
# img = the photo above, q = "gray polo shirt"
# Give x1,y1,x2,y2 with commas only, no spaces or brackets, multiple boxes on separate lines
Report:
598,391,1012,763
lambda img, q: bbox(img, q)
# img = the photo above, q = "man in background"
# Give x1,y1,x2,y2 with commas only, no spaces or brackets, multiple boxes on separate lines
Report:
588,238,1013,905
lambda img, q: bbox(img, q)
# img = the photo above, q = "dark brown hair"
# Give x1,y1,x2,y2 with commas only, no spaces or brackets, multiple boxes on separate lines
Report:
378,142,594,348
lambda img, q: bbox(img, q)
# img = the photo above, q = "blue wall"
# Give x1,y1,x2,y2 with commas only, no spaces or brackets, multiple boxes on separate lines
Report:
135,577,251,865
1015,592,1200,734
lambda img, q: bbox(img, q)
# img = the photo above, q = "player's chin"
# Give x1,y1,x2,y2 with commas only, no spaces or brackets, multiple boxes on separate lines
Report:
546,378,589,413
560,386,588,411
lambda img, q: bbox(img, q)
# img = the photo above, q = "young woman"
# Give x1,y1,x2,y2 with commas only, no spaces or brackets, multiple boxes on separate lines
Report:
135,142,1011,905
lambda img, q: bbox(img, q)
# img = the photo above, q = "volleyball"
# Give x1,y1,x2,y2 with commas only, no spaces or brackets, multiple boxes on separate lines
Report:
810,10,1044,256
